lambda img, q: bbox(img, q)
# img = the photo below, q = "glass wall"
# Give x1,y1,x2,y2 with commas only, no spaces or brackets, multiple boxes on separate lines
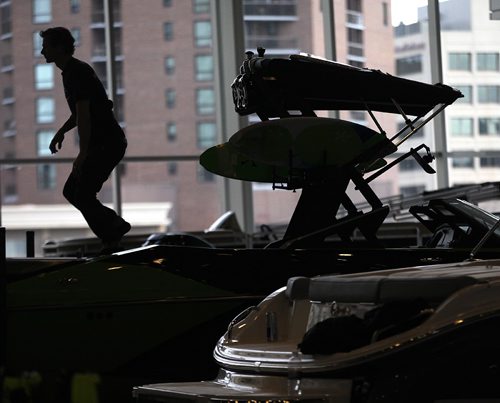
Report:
2,0,500,256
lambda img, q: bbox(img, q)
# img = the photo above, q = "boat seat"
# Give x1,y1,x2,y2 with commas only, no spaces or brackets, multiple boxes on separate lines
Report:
286,276,311,300
378,276,478,302
308,276,386,303
286,274,479,304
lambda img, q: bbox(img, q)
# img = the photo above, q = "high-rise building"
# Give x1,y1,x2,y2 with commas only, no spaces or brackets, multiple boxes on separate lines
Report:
0,0,395,255
394,0,500,200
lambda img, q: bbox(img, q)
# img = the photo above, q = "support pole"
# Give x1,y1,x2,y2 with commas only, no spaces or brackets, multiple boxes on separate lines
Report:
428,0,449,189
26,231,34,258
0,227,6,396
104,0,123,216
211,0,254,244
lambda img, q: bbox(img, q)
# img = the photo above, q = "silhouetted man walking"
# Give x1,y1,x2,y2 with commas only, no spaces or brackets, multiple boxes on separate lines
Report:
41,27,130,253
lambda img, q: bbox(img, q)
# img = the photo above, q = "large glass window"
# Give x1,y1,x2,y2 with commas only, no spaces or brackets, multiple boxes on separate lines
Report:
5,0,500,257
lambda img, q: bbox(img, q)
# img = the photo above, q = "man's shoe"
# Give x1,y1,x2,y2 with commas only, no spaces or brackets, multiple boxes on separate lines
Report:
107,220,131,242
101,219,131,254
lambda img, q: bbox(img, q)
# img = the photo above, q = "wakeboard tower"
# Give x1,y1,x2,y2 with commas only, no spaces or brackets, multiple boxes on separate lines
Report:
200,49,463,245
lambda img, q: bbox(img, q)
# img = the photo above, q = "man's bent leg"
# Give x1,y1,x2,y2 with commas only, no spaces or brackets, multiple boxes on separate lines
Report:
69,145,130,243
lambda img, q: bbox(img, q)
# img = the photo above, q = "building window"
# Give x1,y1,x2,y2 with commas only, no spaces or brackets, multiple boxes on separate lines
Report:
452,156,474,168
348,60,364,68
197,121,216,149
396,55,422,75
3,118,16,137
478,85,500,103
194,21,212,47
70,0,80,13
166,121,177,141
165,89,176,108
448,52,471,71
37,164,57,189
164,56,175,75
347,28,363,44
1,4,12,36
163,22,173,41
347,0,362,12
454,85,472,103
36,97,55,123
480,157,500,167
33,0,52,24
33,31,43,56
450,117,473,136
195,54,213,81
477,52,499,71
34,64,54,90
479,118,500,135
163,0,172,7
193,0,210,13
2,86,14,103
37,130,56,189
167,161,177,175
382,2,389,26
71,28,81,46
196,88,215,115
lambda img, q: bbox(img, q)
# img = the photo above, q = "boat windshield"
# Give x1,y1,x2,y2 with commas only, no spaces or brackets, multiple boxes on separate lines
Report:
453,199,500,236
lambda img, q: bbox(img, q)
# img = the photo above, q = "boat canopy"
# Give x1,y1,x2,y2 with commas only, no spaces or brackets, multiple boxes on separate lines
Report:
232,52,463,118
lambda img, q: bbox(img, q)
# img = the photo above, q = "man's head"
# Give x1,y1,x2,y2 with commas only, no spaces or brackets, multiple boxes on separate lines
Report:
40,27,75,62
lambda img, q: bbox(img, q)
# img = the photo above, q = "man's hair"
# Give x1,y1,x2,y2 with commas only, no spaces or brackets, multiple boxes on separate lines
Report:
40,27,76,55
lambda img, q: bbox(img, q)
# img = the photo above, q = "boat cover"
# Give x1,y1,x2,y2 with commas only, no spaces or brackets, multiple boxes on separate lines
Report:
232,53,463,117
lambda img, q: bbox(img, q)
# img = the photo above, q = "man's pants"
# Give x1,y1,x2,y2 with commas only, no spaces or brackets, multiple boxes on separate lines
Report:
63,140,127,242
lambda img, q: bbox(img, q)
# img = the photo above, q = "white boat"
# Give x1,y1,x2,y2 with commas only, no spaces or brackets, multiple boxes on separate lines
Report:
134,257,500,402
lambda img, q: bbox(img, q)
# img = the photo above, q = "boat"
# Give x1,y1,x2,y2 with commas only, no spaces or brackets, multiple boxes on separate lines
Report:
133,256,500,402
3,51,471,401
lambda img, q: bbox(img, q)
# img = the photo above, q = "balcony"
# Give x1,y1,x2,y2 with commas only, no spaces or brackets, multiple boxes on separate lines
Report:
244,0,297,21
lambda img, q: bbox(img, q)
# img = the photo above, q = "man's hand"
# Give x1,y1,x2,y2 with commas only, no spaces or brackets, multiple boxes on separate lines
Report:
49,130,65,154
